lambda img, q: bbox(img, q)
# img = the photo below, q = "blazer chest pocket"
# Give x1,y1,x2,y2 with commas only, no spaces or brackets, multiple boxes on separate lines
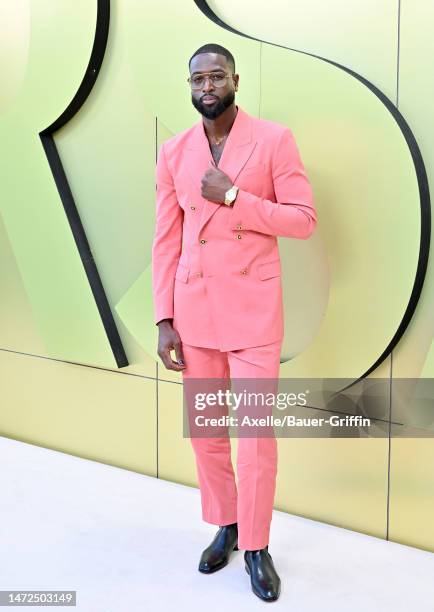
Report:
257,259,281,280
241,162,265,177
175,262,189,283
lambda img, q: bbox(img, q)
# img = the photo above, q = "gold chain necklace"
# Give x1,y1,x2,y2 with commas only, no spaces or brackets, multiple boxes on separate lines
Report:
212,134,227,146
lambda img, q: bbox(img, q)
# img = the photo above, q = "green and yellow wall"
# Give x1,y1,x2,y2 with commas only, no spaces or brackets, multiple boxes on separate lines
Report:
1,0,433,552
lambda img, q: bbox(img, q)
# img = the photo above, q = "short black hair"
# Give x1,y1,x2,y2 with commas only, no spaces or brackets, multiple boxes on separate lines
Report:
188,43,235,73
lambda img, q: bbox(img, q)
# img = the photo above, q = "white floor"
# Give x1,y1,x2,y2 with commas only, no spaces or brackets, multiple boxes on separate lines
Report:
0,436,433,611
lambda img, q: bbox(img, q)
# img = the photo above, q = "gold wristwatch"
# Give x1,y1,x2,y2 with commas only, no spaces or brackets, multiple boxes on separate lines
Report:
224,185,239,207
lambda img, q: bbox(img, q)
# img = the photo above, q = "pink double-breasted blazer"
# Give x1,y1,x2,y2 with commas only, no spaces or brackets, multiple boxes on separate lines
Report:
151,105,317,351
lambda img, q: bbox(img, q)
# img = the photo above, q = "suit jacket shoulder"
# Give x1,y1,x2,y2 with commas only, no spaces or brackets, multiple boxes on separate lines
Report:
160,123,195,155
158,122,197,175
249,113,292,143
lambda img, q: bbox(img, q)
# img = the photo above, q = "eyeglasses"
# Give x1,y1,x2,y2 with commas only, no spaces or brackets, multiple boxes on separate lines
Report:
187,72,233,90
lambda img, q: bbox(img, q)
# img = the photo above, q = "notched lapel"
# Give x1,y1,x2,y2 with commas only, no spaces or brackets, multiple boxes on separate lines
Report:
183,107,257,233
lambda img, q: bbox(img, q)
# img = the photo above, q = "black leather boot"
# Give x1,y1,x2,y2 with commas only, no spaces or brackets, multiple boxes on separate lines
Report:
198,522,239,573
244,545,281,601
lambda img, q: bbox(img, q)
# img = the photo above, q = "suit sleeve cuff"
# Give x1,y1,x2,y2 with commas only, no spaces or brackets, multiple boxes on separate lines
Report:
227,187,272,232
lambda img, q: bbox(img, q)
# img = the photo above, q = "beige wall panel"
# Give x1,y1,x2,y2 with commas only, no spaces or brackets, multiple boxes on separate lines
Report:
157,379,198,486
275,359,391,536
0,350,157,475
389,439,434,552
275,439,389,538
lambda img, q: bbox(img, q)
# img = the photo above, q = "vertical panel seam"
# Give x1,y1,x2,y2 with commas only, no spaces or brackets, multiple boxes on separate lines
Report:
386,351,393,539
396,0,401,107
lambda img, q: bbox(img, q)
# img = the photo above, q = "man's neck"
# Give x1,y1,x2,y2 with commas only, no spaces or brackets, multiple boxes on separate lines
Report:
202,104,238,141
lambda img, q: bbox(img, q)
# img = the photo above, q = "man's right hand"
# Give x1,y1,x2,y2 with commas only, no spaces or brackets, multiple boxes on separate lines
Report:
157,319,186,371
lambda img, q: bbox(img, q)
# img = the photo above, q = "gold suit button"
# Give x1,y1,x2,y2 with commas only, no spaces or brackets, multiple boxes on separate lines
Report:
200,239,207,244
195,272,202,277
190,205,196,210
236,234,242,239
240,269,248,275
236,224,242,230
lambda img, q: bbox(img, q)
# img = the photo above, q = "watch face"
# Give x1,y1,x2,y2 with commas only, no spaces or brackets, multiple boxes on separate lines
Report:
225,185,238,205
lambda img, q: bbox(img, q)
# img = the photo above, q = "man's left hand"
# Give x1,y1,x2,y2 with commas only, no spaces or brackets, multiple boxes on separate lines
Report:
201,162,233,203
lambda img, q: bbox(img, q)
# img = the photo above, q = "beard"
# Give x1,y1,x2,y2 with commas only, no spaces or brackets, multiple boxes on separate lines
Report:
191,90,235,119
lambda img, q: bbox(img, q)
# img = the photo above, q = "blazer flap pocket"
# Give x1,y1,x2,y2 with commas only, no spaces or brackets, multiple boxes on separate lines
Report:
175,262,189,283
257,259,281,280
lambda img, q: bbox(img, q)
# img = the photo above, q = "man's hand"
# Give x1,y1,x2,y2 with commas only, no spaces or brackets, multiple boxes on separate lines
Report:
201,161,233,203
157,320,186,371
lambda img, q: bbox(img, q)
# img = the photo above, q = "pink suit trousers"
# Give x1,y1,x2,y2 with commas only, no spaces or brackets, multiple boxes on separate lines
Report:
181,338,282,551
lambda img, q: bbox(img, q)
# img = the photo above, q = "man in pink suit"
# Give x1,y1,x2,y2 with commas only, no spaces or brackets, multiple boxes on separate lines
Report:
152,43,317,602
